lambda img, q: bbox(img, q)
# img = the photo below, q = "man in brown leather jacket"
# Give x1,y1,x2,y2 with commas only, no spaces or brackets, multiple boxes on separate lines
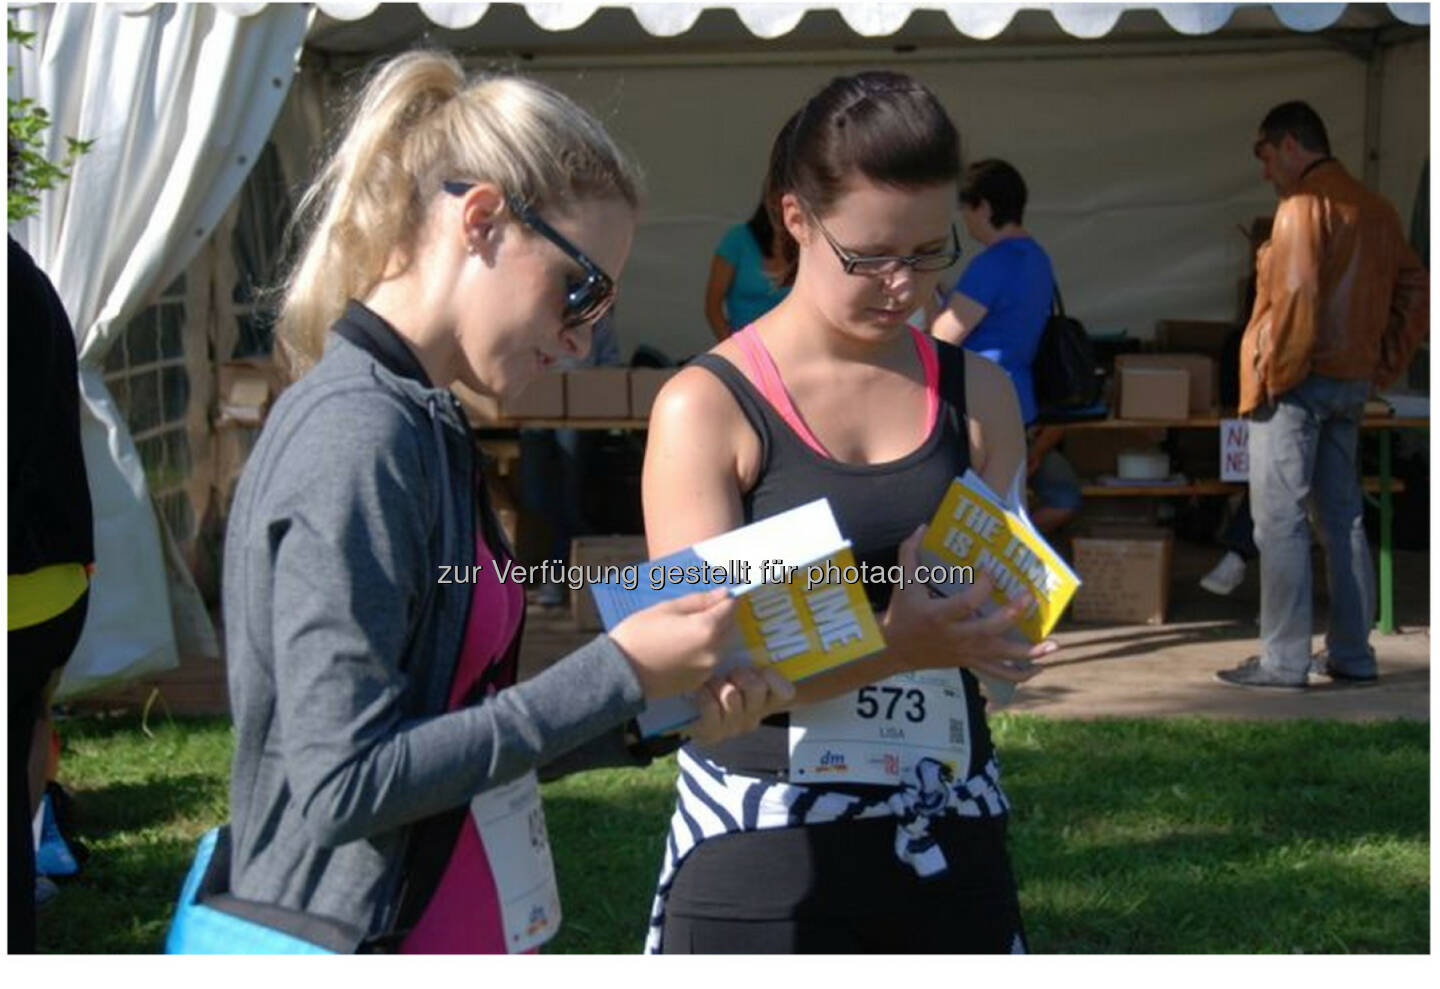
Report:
1218,101,1428,689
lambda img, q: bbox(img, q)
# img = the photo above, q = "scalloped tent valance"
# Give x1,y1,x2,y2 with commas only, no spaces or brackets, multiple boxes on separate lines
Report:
106,3,1430,41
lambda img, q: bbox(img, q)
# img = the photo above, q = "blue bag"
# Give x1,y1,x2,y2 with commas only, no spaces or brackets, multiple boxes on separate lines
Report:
166,827,367,954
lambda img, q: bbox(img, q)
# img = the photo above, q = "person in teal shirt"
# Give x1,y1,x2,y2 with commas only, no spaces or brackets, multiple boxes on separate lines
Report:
704,200,790,341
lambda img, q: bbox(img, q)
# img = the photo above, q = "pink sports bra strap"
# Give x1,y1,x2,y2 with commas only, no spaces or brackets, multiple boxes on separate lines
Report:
909,326,940,430
731,324,940,462
733,326,830,457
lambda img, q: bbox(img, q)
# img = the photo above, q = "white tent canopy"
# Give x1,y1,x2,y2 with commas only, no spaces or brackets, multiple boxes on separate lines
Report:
306,3,1430,42
282,2,1429,361
7,3,1429,697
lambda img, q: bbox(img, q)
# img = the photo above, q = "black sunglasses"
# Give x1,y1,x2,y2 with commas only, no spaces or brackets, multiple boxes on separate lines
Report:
443,181,617,328
803,199,963,277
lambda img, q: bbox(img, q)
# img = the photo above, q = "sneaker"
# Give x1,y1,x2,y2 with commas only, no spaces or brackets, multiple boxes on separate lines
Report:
1215,656,1308,689
1310,650,1379,685
1308,649,1379,684
1199,551,1248,596
1322,667,1379,685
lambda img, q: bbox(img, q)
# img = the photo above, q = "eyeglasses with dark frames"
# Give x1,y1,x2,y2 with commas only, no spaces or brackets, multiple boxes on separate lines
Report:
802,201,963,277
443,181,617,328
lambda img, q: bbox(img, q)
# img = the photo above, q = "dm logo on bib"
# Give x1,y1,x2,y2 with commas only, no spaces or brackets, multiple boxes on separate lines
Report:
812,749,849,773
525,904,552,939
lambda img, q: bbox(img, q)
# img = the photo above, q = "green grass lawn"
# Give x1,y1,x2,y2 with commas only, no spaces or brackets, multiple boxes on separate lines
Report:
36,713,1428,954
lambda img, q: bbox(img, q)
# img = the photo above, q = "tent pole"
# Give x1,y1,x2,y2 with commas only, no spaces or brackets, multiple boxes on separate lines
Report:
1362,43,1385,192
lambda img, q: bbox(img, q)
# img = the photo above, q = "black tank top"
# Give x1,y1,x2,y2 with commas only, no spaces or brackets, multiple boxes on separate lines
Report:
687,340,997,781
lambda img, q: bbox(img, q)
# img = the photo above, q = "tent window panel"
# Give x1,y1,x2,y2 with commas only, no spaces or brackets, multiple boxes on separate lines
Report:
136,434,165,477
164,429,192,481
159,303,183,359
158,490,195,543
129,371,163,436
102,268,196,545
127,309,159,366
162,365,190,422
134,429,191,491
231,141,290,360
104,340,127,374
109,375,128,412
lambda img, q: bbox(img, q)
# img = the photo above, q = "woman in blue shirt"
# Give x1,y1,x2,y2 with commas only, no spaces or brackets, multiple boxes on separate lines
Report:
932,159,1081,534
704,195,790,341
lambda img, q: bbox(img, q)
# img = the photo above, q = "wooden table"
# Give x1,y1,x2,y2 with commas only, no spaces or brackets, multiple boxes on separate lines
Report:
1053,414,1428,633
475,410,1428,633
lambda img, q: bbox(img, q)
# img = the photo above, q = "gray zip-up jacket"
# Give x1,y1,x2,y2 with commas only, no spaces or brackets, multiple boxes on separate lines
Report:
223,303,647,936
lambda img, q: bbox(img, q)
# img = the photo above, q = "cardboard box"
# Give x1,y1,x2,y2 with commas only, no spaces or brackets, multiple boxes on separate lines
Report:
1118,365,1189,420
1062,427,1165,480
565,369,631,418
1154,319,1235,360
450,381,500,424
502,371,565,419
217,360,286,426
569,534,649,631
1116,353,1217,416
1070,526,1173,625
629,368,677,419
453,373,566,424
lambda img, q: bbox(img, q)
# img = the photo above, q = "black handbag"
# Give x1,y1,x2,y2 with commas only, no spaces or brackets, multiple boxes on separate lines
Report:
1033,285,1101,415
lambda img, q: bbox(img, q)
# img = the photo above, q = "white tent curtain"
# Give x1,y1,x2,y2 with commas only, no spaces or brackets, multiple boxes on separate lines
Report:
8,2,310,699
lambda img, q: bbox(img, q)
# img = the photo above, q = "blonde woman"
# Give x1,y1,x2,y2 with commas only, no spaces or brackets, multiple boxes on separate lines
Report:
172,52,786,954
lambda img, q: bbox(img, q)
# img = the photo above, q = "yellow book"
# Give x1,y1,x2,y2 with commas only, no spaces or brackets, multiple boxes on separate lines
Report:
918,469,1080,701
589,499,886,736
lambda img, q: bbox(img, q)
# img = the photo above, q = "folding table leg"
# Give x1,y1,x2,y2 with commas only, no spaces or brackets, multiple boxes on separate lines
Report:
1377,429,1394,635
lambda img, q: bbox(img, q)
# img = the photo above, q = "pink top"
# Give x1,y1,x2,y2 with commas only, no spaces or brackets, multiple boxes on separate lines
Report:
731,324,940,460
400,534,526,954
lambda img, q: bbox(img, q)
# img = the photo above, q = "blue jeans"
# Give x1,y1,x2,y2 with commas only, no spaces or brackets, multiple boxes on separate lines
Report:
1248,375,1376,679
1030,450,1083,511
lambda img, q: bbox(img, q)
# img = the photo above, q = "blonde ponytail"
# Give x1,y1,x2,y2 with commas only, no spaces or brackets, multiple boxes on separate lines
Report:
277,51,642,377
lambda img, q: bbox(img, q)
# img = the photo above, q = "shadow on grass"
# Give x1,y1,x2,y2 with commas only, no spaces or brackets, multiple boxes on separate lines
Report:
70,774,227,835
38,831,198,954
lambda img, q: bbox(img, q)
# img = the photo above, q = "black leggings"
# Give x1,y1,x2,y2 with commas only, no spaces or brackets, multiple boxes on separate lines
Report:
8,591,87,953
662,814,1026,954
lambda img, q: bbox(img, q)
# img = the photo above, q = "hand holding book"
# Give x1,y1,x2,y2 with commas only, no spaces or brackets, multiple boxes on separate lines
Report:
609,587,738,700
591,500,888,737
687,665,797,745
914,467,1080,702
881,525,1057,684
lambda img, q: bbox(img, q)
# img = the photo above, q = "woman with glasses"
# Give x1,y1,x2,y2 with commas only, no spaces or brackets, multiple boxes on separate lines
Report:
640,72,1056,954
196,52,788,954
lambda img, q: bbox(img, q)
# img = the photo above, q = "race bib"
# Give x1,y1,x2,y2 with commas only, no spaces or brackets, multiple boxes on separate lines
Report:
788,670,971,786
470,771,561,953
